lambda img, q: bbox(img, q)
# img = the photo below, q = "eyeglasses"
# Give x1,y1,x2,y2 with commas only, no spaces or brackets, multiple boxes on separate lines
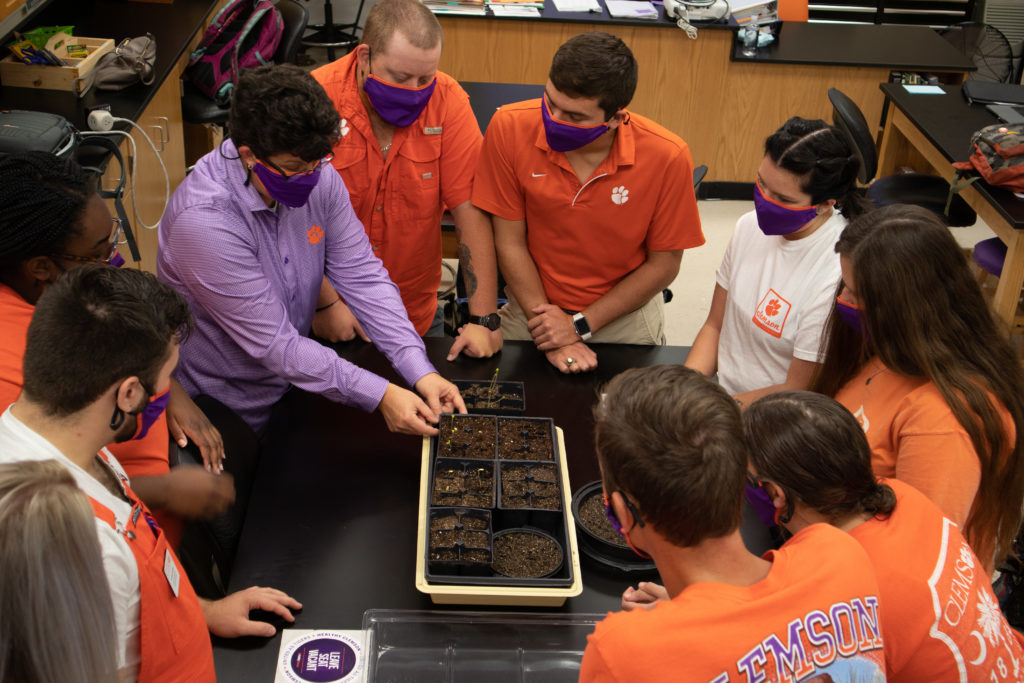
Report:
259,153,335,179
746,471,764,489
50,218,126,266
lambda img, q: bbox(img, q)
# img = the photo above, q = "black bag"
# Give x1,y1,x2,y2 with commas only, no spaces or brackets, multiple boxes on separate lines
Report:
962,82,1024,106
0,110,78,159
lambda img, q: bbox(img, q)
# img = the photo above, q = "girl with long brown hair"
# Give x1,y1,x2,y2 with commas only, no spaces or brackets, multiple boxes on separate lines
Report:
812,203,1024,571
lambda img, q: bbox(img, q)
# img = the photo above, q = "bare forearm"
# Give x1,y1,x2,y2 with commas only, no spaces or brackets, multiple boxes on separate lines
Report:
451,202,498,315
685,323,720,376
317,276,340,308
129,475,168,510
582,252,681,333
733,359,820,408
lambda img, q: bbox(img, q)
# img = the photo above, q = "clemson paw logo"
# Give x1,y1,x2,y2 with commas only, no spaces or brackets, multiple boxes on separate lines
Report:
765,299,781,316
340,118,350,137
611,186,629,205
307,225,324,244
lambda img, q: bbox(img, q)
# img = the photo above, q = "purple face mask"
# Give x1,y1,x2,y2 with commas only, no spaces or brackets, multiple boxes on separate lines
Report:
836,296,869,339
132,387,170,441
745,480,777,527
753,180,819,236
541,96,609,152
109,252,125,268
252,162,321,208
363,74,436,128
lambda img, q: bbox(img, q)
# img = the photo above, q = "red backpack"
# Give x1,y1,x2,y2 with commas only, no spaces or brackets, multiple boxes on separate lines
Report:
952,123,1024,193
185,0,283,105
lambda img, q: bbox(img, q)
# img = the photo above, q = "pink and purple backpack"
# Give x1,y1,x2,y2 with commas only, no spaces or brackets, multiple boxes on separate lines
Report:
186,0,284,105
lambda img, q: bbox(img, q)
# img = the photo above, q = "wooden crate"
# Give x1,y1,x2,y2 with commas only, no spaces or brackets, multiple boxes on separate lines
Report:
0,37,115,95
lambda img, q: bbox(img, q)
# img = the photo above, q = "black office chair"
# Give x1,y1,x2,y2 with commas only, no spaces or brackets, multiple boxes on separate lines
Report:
182,0,310,128
827,87,976,227
300,0,365,62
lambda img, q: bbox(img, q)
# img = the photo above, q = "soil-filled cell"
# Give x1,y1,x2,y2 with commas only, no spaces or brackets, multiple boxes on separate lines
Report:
497,418,553,461
437,415,496,459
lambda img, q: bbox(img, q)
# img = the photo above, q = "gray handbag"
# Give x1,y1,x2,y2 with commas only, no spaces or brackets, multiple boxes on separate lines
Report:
75,34,156,98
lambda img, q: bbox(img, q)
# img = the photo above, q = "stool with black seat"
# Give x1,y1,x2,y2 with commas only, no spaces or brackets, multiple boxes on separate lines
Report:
827,87,977,227
300,0,365,63
181,0,310,130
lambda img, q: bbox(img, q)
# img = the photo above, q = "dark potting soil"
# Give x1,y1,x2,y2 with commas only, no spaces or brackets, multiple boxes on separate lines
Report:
430,513,489,532
429,529,490,549
578,491,629,547
460,382,524,410
460,549,491,563
500,463,561,510
491,532,562,578
497,419,553,460
438,415,496,459
432,464,495,507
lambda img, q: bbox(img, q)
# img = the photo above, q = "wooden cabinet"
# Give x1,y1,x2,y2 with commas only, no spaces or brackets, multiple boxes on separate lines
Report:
102,58,187,274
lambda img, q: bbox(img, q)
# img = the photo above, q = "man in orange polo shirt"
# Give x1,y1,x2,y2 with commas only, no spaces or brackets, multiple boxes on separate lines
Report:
312,0,500,360
473,32,704,374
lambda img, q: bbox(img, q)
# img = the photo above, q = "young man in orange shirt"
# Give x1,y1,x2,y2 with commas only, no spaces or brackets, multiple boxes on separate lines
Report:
472,32,704,374
312,0,501,360
580,366,886,682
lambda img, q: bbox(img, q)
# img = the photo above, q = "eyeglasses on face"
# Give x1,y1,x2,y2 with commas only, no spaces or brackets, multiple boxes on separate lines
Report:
50,218,126,266
259,153,335,179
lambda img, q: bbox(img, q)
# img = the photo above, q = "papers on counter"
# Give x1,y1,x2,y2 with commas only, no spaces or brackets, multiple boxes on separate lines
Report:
490,5,542,15
604,0,658,19
552,0,601,11
902,85,945,95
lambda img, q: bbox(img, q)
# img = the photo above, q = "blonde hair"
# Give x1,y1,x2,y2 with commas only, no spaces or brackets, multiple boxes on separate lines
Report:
0,461,119,683
362,0,442,56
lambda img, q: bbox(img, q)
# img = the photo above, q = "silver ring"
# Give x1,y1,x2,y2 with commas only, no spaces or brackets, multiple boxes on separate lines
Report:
566,357,575,366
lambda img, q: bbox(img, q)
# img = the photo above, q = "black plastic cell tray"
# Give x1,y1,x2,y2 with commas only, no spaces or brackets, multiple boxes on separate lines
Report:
436,414,498,460
425,416,574,589
431,458,496,509
454,380,526,415
496,416,556,461
426,508,493,578
498,461,563,511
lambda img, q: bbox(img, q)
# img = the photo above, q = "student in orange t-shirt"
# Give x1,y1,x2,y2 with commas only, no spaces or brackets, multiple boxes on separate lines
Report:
580,366,886,682
743,391,1024,682
472,33,704,375
0,152,233,547
311,0,501,360
811,205,1024,570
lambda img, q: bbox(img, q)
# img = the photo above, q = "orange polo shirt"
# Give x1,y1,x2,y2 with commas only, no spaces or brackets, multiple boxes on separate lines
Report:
0,281,181,544
313,53,483,334
472,99,704,312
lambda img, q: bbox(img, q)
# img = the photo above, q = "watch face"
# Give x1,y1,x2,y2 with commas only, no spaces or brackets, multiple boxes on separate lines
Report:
573,315,591,336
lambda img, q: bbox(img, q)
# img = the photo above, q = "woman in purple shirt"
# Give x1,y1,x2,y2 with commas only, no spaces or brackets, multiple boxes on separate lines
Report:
159,65,463,436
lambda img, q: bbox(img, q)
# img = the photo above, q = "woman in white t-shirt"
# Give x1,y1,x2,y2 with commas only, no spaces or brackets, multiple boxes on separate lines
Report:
685,117,870,405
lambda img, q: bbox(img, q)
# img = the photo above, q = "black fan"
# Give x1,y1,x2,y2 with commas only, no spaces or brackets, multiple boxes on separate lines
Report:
941,21,1015,83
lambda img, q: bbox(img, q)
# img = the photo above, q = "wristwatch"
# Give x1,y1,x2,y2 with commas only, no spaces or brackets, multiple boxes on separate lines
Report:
572,312,592,341
467,312,501,331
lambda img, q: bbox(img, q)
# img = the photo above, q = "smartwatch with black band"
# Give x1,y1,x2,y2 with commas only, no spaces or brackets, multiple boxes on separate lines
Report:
467,312,501,331
572,312,592,341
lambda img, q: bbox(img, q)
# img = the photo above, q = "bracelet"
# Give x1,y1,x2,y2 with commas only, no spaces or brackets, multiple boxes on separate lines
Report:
316,298,340,312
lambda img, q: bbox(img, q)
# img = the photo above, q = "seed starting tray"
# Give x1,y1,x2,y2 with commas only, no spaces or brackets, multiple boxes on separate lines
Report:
415,416,582,606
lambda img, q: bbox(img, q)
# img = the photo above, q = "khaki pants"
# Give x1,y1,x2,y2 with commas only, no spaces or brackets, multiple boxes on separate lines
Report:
499,290,666,345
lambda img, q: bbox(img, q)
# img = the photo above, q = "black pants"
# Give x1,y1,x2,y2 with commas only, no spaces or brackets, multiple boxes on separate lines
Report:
174,395,261,599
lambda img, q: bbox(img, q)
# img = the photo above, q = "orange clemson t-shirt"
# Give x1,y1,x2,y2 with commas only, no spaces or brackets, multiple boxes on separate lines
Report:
578,523,886,682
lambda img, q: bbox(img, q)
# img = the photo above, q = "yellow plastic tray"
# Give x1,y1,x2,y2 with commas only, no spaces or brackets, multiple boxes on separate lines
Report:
415,426,583,606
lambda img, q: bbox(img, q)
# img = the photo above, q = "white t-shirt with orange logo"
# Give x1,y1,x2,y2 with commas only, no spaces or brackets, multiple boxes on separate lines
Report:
716,210,845,394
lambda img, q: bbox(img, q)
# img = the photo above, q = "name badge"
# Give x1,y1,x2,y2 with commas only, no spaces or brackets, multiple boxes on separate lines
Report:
164,549,180,597
424,126,443,135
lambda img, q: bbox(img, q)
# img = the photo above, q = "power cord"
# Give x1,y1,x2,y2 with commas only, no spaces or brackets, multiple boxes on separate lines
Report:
86,110,170,231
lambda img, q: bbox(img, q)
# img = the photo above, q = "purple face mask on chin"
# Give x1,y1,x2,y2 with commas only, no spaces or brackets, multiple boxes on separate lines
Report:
836,296,870,340
251,162,321,208
541,96,609,152
753,181,819,236
109,252,125,268
363,74,436,128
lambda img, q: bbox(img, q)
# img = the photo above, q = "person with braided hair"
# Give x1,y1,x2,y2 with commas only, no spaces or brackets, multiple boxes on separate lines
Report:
686,117,871,406
0,151,233,547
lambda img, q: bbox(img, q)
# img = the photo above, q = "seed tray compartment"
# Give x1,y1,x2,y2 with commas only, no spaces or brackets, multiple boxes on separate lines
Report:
431,458,495,508
496,417,555,461
417,427,581,605
498,461,563,511
436,414,497,460
427,508,493,578
454,380,526,415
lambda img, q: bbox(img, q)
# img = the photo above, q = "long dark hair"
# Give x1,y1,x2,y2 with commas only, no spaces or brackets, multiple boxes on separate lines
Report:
812,204,1024,561
744,391,896,523
765,117,871,220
